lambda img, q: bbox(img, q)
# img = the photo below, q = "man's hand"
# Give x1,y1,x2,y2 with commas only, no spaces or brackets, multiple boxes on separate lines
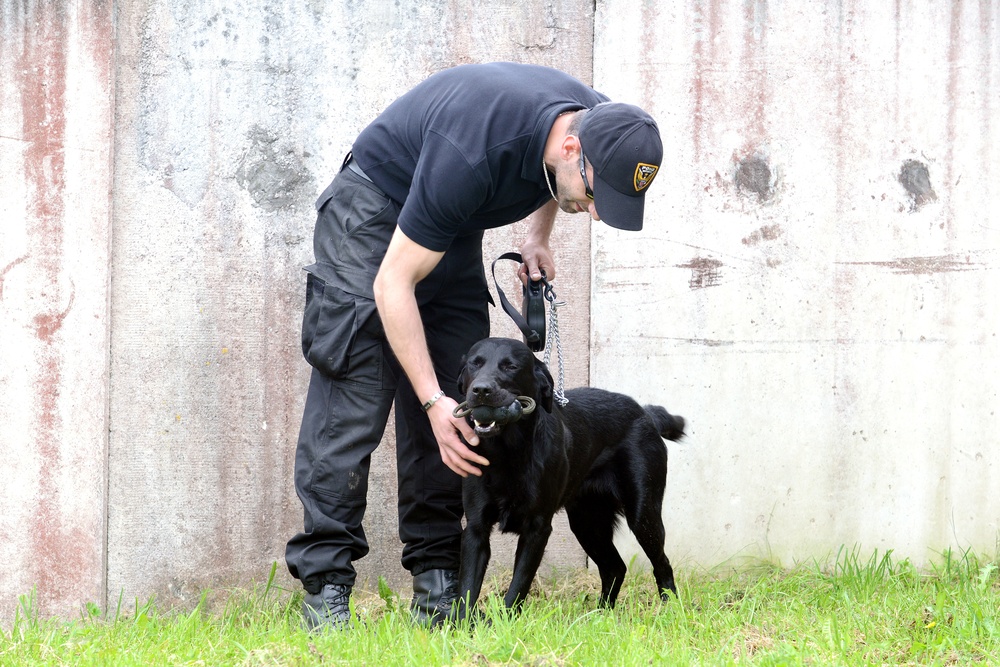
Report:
519,200,558,284
519,242,556,285
427,396,490,477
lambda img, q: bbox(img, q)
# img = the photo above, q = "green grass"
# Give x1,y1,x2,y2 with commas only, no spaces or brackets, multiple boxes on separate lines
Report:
2,548,998,666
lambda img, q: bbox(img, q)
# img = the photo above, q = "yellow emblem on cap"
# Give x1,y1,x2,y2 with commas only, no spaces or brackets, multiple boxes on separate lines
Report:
634,163,659,192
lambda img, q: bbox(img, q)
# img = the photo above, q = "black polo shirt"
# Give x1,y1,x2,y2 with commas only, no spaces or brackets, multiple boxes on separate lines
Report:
351,62,608,252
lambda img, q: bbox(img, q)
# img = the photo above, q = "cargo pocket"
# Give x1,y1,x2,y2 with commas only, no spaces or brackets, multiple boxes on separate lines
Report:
301,271,358,379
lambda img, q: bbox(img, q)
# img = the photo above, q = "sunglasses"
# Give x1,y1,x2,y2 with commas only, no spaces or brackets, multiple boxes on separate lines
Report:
579,151,594,200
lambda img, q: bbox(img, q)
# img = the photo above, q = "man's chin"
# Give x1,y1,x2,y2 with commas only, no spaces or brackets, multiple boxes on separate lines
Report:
559,200,581,214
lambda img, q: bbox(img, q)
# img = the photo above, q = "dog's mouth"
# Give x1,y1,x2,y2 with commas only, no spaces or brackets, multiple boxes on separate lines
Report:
469,399,525,437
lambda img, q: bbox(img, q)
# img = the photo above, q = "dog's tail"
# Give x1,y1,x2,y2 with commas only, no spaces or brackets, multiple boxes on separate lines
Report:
644,405,686,442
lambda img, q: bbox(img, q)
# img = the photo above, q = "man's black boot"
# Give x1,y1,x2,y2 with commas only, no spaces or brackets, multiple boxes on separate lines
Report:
410,568,458,627
302,583,352,631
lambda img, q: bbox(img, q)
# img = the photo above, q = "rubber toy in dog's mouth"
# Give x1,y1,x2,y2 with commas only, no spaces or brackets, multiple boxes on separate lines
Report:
471,399,524,436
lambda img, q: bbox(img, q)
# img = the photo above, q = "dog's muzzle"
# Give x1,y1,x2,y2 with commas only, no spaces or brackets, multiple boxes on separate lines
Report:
453,396,536,436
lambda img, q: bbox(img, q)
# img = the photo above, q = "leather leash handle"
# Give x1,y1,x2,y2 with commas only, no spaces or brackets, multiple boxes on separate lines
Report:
491,252,544,351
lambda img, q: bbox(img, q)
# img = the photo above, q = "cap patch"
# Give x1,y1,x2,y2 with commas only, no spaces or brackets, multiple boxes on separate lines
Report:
634,163,659,192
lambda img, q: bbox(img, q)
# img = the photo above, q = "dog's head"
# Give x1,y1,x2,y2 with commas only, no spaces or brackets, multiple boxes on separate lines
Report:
457,337,554,437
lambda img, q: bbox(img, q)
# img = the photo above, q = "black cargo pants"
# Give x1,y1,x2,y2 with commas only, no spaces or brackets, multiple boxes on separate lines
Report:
284,162,490,594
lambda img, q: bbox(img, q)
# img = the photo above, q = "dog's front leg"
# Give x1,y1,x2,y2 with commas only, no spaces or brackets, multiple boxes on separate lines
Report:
455,519,492,622
503,516,553,609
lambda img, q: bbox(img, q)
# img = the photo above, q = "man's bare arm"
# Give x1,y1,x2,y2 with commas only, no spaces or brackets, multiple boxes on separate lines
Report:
373,227,490,477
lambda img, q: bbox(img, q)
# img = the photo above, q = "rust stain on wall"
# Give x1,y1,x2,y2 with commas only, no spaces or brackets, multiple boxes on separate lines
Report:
742,224,783,246
639,0,660,112
677,256,724,289
840,254,984,275
33,287,76,343
830,1,855,221
943,0,964,239
690,0,722,162
741,0,771,151
0,255,29,300
18,0,69,610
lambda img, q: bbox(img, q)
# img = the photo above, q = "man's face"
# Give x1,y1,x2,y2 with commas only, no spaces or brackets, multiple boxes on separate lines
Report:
554,152,600,221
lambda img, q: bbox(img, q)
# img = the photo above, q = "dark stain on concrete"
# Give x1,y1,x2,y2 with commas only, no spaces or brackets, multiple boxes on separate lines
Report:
735,154,773,202
236,125,313,211
683,338,735,347
898,159,937,211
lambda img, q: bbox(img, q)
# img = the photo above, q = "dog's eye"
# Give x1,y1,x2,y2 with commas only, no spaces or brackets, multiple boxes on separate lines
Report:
499,360,518,372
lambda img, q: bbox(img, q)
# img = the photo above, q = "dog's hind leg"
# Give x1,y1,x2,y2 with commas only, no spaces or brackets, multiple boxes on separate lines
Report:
567,498,628,608
629,512,677,599
624,480,677,600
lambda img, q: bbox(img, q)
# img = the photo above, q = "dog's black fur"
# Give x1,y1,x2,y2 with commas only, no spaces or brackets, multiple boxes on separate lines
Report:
453,337,685,620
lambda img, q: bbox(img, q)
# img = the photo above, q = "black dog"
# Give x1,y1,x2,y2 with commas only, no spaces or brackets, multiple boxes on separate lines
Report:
452,337,685,620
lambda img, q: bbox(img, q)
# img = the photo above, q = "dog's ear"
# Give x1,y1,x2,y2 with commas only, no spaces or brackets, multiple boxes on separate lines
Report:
532,356,554,412
457,354,470,395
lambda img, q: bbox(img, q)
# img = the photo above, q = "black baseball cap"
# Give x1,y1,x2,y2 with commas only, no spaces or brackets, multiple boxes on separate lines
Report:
578,102,663,231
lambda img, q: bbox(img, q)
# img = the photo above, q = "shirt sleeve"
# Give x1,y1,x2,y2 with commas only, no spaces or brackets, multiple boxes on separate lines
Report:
395,130,490,252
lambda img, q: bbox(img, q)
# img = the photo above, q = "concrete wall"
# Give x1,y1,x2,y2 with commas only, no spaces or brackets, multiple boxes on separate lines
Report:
2,0,998,622
2,0,595,620
107,0,596,611
593,0,1000,567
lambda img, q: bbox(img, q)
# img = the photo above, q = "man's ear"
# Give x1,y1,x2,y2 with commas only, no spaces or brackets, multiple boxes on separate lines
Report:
533,357,554,412
561,133,582,161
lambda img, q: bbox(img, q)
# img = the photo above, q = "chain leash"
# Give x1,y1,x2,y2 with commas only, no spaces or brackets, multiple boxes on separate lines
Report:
541,284,569,407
